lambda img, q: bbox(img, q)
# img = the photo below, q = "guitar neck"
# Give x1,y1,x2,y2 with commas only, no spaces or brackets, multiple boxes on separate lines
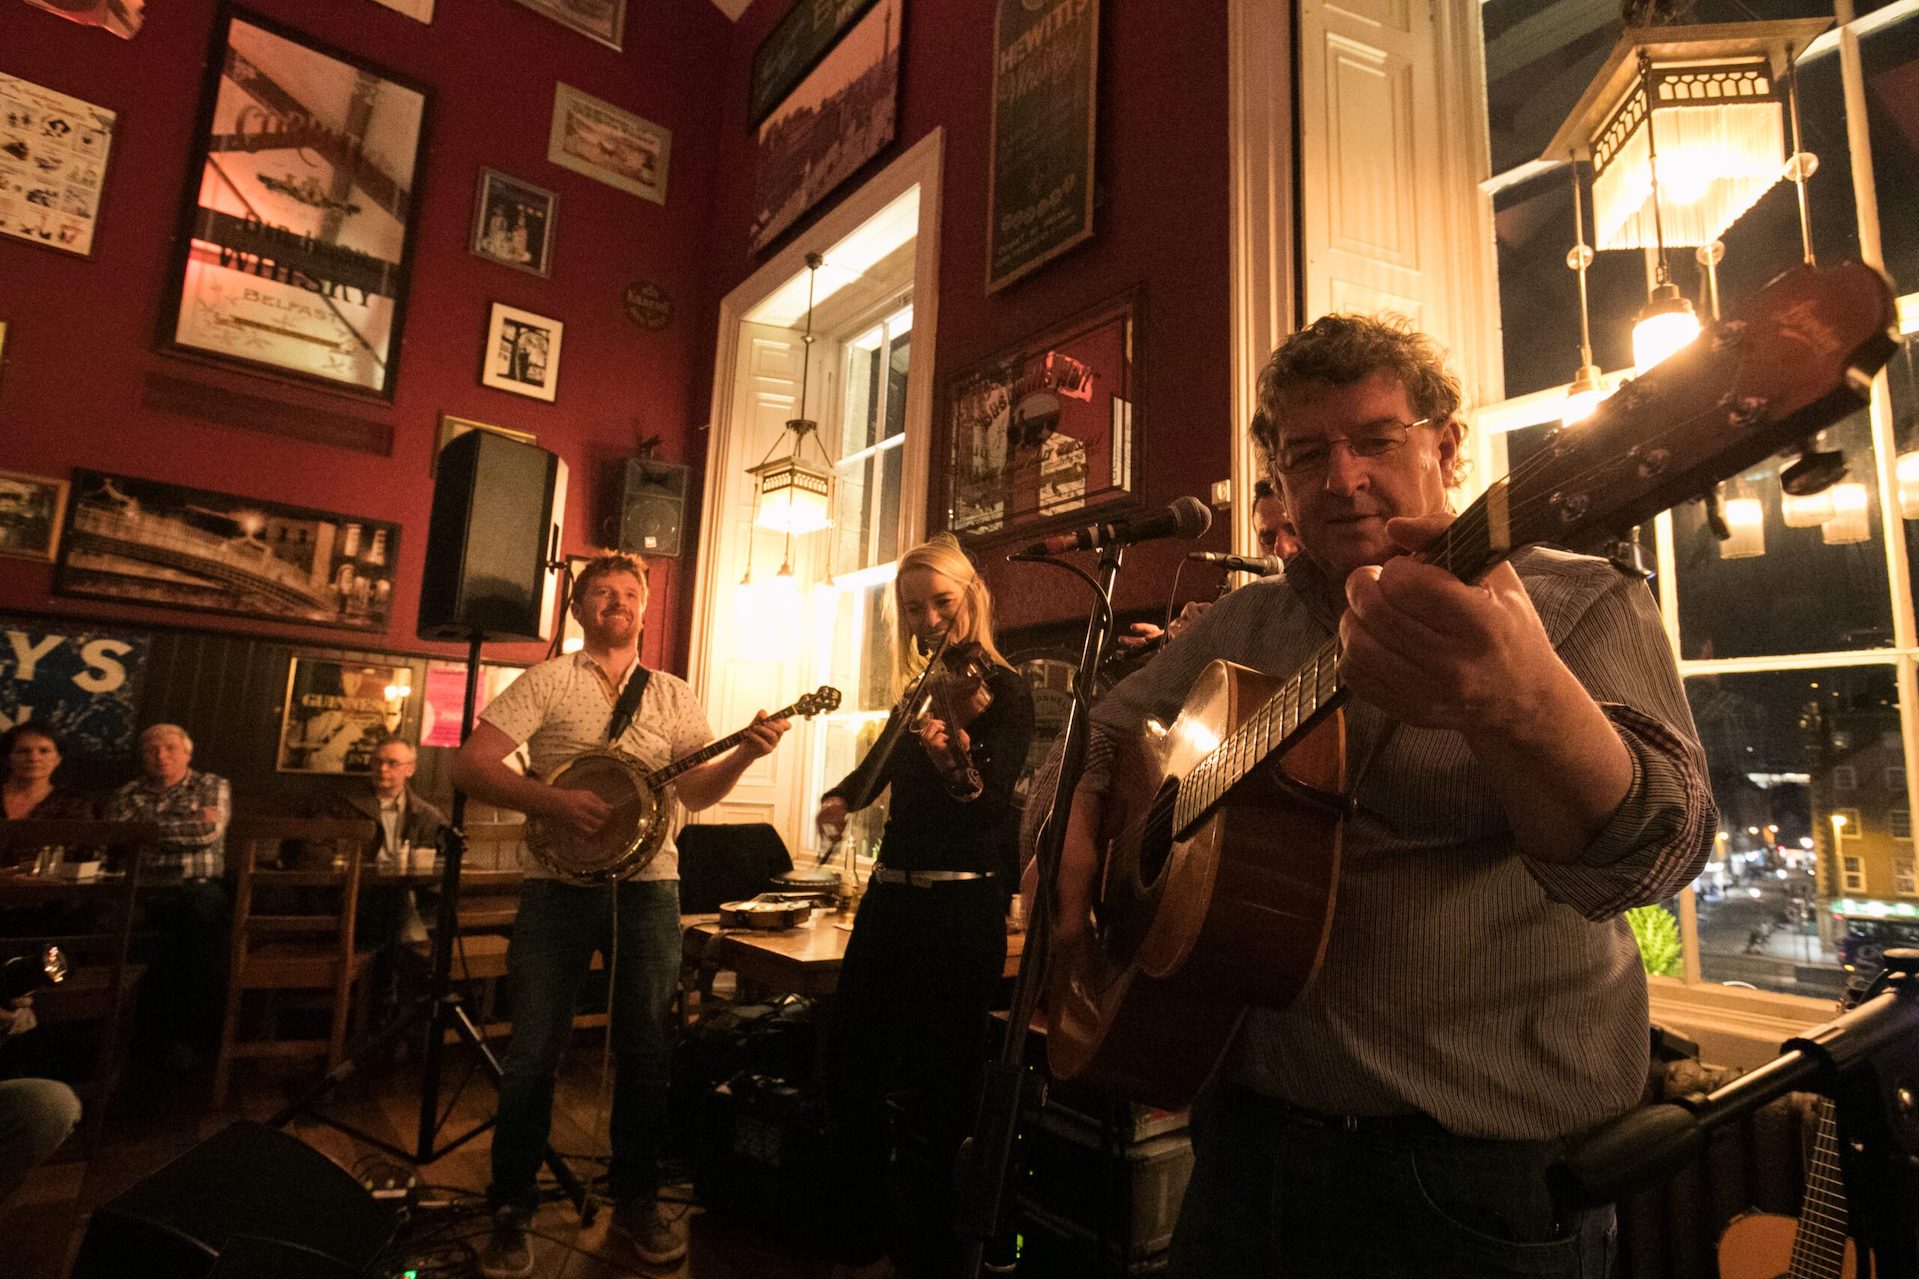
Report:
1172,486,1510,832
649,698,810,787
1787,1098,1851,1277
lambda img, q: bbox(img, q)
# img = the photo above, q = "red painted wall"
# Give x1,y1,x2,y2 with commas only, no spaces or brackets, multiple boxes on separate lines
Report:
0,0,730,673
706,0,1238,633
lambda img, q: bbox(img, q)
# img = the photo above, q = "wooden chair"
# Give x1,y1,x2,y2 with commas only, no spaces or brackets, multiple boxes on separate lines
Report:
0,819,162,1151
212,817,376,1108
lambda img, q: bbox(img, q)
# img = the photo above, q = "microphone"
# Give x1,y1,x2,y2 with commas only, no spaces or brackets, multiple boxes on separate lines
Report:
1187,551,1284,576
1021,496,1212,556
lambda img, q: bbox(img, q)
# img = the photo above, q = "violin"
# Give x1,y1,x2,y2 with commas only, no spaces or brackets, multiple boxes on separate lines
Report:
913,630,994,801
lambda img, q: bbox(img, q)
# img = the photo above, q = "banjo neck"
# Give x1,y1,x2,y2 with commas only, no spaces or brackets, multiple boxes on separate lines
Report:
647,695,827,790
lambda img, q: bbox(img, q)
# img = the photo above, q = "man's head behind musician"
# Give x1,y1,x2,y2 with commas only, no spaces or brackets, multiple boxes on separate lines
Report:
890,533,1010,691
1252,313,1468,585
570,552,648,650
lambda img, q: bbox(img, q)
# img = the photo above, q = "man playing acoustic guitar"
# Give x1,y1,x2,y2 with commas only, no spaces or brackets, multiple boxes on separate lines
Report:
453,552,788,1275
1057,315,1715,1276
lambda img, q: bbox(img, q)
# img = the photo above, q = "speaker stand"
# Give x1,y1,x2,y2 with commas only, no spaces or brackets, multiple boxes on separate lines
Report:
270,633,595,1223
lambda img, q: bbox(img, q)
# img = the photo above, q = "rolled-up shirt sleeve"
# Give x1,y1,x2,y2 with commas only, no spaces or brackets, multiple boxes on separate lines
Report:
1520,566,1716,919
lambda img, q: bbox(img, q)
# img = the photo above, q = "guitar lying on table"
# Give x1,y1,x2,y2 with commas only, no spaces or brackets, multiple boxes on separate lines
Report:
1046,260,1900,1110
1715,964,1879,1279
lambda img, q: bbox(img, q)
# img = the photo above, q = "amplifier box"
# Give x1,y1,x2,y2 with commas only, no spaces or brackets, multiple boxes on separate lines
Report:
1016,1114,1194,1262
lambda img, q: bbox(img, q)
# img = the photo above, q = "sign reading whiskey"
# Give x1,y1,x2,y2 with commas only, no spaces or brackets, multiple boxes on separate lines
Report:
159,8,430,399
987,0,1098,293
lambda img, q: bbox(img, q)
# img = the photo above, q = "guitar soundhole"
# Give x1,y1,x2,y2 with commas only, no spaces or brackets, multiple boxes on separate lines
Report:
1133,781,1179,891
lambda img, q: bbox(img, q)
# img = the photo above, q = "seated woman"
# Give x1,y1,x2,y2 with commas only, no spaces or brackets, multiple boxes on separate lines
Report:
0,725,93,871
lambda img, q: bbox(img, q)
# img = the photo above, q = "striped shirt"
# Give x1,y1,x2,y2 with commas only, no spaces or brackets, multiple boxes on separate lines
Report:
1080,546,1715,1140
479,652,713,881
105,769,231,878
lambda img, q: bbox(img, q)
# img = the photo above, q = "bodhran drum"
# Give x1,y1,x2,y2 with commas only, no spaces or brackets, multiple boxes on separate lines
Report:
524,748,666,884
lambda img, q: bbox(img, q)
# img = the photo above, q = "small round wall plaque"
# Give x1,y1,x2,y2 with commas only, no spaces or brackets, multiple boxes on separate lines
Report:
622,280,673,331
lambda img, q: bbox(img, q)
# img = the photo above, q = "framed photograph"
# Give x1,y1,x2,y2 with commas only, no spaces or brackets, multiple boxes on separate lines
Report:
0,470,71,561
368,0,433,20
944,290,1139,539
750,0,900,252
481,304,564,402
471,169,557,277
748,0,898,253
55,470,402,633
22,0,145,35
986,0,1097,293
0,73,117,257
277,655,414,774
749,0,880,127
434,413,537,474
548,83,670,205
513,0,624,50
157,6,431,400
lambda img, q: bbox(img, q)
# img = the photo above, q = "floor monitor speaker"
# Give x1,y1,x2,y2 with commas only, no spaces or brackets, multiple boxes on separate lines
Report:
69,1122,397,1279
418,429,567,641
618,459,689,558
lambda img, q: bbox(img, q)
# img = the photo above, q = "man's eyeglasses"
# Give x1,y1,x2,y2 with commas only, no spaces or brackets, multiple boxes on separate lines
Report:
1273,417,1433,476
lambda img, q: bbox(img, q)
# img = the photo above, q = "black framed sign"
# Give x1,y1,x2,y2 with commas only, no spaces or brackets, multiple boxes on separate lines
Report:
749,0,880,128
986,0,1098,293
157,6,431,400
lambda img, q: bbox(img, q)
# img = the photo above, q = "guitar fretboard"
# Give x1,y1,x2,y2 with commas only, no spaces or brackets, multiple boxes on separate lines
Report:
648,698,815,788
1169,485,1507,836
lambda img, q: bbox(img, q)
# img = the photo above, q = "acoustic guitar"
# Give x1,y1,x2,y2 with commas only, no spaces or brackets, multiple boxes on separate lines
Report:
1715,965,1878,1279
1046,260,1899,1109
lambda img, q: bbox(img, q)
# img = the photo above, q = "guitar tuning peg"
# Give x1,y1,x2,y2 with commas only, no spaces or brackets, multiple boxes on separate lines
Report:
1700,487,1732,543
1780,449,1849,497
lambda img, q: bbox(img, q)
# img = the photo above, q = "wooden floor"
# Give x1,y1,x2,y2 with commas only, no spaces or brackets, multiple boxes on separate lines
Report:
4,1036,831,1279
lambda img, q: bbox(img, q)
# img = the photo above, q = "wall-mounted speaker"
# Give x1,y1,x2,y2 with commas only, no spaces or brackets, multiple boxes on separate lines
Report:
618,459,689,559
418,430,568,642
69,1122,396,1279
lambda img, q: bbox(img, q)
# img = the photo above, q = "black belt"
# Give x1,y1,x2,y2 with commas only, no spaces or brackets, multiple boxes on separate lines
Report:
872,868,995,888
1265,1096,1449,1140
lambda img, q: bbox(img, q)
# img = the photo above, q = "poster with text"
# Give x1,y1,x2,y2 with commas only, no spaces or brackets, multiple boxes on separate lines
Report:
986,0,1097,292
0,615,149,760
0,74,116,256
277,655,414,773
159,8,430,399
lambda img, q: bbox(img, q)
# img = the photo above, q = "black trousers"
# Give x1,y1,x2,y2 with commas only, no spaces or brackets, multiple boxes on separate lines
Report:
825,878,1005,1277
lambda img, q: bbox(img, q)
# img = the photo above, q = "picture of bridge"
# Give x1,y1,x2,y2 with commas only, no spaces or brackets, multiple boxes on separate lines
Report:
54,470,397,632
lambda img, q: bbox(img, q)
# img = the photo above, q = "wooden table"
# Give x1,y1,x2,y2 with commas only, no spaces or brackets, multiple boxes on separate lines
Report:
682,911,1028,998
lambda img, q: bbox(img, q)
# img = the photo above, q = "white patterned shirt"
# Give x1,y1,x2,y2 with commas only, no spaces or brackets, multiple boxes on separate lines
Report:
478,653,714,881
105,769,231,878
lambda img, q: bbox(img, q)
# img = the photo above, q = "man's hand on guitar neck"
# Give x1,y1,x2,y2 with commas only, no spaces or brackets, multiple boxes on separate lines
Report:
676,711,791,812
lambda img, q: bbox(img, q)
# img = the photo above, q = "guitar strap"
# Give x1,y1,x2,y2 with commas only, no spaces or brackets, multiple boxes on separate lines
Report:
607,665,651,743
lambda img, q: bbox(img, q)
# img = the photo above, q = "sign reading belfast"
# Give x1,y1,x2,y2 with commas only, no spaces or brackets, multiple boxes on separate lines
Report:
159,7,430,399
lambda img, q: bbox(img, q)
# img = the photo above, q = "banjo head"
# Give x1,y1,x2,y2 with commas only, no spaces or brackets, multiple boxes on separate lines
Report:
527,749,665,883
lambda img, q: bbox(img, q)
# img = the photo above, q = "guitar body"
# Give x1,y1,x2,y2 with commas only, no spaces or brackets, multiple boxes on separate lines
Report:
1717,1210,1858,1278
1047,660,1346,1108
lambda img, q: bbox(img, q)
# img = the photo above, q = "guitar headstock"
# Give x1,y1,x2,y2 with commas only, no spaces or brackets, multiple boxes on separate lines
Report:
793,686,843,718
1484,262,1897,561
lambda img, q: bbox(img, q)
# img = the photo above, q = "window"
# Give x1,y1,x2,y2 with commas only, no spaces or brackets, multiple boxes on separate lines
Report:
807,301,915,867
1476,2,1919,1000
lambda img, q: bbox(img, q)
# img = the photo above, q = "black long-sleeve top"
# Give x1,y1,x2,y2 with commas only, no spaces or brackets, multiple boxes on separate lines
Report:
826,663,1035,879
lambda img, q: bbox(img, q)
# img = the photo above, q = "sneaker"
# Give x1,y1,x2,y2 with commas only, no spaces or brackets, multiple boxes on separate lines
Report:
610,1199,687,1265
478,1209,534,1279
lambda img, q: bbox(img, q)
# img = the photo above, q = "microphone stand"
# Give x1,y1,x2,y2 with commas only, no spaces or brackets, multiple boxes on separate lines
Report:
1552,947,1919,1277
954,544,1124,1278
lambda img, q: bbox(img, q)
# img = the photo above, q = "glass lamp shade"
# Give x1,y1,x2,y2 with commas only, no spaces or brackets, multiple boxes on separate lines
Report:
752,453,834,535
1562,364,1609,425
1718,489,1765,559
1897,451,1919,520
1632,283,1701,374
1820,482,1872,545
1781,489,1835,528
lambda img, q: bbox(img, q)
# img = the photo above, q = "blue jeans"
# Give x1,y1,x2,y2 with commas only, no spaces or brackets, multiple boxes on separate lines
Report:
1169,1082,1617,1278
489,877,681,1212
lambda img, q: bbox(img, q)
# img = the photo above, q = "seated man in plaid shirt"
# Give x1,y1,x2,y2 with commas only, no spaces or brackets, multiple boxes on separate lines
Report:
105,723,231,1069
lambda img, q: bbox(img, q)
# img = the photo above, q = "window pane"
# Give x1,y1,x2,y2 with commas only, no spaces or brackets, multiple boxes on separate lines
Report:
840,329,883,457
817,715,891,860
1688,665,1904,998
883,328,910,442
1672,412,1889,660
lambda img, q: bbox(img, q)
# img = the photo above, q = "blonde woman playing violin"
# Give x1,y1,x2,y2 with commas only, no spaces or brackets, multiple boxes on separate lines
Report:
816,533,1034,1279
